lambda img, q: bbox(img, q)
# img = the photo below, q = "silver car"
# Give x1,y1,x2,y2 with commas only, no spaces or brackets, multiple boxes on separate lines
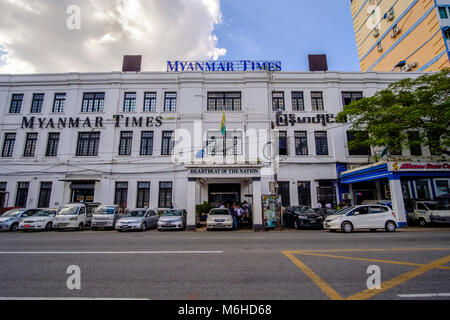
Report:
116,209,159,232
157,209,187,231
0,208,42,232
91,205,122,230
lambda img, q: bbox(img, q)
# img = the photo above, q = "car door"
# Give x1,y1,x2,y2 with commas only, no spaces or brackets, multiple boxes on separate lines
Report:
348,206,370,229
415,203,429,222
150,210,159,227
368,206,387,228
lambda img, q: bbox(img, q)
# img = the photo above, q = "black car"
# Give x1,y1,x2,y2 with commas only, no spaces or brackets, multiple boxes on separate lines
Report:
283,206,324,229
313,208,337,217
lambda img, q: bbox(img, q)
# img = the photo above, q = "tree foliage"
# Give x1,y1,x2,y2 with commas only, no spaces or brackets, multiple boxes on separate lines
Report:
336,69,450,157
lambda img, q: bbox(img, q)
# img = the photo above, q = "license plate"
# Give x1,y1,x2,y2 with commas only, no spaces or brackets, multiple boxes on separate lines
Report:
24,225,31,228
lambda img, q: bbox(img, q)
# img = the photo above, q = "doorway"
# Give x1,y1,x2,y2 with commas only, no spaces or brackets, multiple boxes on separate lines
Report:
70,182,95,203
208,183,241,208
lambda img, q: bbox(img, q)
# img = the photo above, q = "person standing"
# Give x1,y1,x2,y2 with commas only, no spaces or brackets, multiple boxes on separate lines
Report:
235,204,243,229
229,203,237,230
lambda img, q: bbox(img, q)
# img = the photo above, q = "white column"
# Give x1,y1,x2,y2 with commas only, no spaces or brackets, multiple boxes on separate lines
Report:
186,178,197,231
389,177,407,228
252,178,263,231
311,180,319,207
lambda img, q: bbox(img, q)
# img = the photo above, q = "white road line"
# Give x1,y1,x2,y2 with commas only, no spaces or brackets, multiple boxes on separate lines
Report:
398,293,450,298
0,297,150,300
0,251,223,255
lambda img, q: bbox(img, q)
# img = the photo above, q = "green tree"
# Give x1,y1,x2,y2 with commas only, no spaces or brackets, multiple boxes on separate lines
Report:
336,69,450,157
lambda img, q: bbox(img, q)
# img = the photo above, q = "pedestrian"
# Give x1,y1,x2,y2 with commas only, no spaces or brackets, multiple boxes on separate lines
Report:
235,204,243,228
229,204,237,229
325,202,332,209
143,202,149,210
317,202,323,208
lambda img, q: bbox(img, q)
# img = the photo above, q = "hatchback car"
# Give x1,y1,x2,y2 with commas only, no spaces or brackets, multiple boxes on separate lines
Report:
157,209,187,231
284,206,325,229
324,205,398,233
19,209,57,231
0,208,42,232
206,208,234,231
116,209,159,231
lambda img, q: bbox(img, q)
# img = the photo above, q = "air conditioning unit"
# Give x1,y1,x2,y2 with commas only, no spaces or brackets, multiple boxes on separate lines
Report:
373,28,380,37
391,26,401,38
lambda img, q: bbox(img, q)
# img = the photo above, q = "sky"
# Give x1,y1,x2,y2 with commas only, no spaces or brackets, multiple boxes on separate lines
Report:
0,0,361,74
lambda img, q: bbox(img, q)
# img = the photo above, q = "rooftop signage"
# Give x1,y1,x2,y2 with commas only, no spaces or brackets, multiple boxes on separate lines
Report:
391,162,450,171
166,60,282,72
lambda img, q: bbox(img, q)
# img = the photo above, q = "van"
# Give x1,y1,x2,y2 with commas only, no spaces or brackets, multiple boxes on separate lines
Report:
91,205,122,230
53,203,100,231
408,201,450,227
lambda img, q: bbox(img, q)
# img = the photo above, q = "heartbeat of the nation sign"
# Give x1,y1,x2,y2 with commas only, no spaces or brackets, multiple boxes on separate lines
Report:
166,60,282,72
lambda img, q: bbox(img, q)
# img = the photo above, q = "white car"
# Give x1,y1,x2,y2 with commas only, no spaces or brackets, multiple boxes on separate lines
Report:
206,208,234,231
19,209,57,231
53,203,94,231
324,205,398,233
408,201,450,226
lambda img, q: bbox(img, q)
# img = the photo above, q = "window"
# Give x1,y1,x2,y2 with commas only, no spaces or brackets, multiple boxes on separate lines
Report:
207,92,242,111
445,29,450,40
278,131,288,156
10,94,23,113
161,131,174,155
352,206,369,215
52,93,66,113
436,180,449,197
408,131,422,156
2,133,16,157
0,182,6,192
298,182,311,207
207,131,243,156
140,131,154,156
342,92,363,106
76,132,100,157
369,206,388,214
292,92,305,111
317,181,336,208
31,94,44,113
123,92,136,112
24,133,38,157
315,131,329,156
15,182,29,207
114,182,128,208
38,182,52,208
144,92,157,112
81,93,105,112
295,131,308,156
136,182,150,208
428,131,441,155
119,131,133,156
311,92,324,111
164,92,177,112
439,7,448,19
416,180,430,200
278,181,290,207
272,92,285,111
159,182,173,208
347,131,371,155
46,133,60,157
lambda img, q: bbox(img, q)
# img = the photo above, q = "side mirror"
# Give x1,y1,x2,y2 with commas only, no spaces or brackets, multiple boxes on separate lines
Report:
23,214,28,217
354,212,360,216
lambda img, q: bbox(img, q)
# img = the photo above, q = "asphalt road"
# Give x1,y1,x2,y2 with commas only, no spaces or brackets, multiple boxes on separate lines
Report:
0,227,449,300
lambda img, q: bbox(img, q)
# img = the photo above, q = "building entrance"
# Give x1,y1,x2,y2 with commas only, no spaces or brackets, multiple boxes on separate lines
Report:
70,182,95,203
208,184,241,208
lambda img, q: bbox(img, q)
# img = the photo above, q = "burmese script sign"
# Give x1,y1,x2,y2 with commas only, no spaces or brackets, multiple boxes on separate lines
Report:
276,113,337,127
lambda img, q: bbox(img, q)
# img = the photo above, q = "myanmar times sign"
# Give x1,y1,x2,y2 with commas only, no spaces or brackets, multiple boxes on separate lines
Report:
166,60,282,72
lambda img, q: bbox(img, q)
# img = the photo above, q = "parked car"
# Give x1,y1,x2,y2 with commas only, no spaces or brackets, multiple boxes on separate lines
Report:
408,201,450,227
19,209,57,231
157,209,187,231
313,208,337,217
0,208,42,232
324,205,398,233
116,209,159,231
53,203,100,231
91,205,122,230
206,208,234,231
361,200,393,209
284,206,325,229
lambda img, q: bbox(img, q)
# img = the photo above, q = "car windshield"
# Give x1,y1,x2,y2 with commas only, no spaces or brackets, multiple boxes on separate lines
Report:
334,206,357,215
33,210,54,217
210,209,230,216
3,209,25,217
95,206,116,215
294,207,316,215
425,203,449,211
125,210,145,217
162,210,182,216
58,206,79,216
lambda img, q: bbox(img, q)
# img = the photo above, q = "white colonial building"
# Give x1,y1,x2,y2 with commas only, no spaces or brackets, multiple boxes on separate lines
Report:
1,68,444,230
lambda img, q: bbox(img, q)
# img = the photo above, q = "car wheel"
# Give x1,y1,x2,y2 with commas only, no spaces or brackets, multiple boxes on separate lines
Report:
10,223,19,232
140,222,147,232
45,222,52,231
418,218,427,227
385,221,397,232
341,222,353,233
78,223,84,231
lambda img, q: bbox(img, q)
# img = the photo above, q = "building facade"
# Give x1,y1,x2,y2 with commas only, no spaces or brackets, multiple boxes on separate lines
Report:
351,0,450,72
0,70,441,230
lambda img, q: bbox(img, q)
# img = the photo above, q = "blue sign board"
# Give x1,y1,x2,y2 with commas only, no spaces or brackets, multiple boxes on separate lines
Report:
166,60,282,72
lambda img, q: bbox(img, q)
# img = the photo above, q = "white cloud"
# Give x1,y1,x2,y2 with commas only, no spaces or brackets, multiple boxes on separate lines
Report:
0,0,226,73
